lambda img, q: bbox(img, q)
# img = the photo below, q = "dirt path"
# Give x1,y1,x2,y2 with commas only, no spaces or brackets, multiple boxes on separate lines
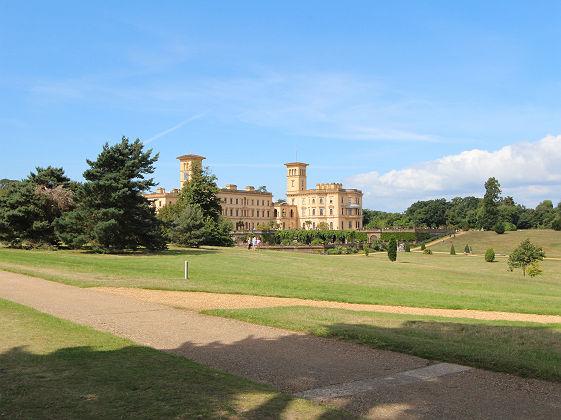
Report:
2,271,560,419
94,287,561,324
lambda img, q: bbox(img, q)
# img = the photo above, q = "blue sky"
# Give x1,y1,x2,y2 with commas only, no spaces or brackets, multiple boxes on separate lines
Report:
2,1,561,210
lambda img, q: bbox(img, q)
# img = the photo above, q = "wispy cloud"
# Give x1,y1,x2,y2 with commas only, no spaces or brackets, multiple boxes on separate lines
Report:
347,135,561,211
144,114,205,144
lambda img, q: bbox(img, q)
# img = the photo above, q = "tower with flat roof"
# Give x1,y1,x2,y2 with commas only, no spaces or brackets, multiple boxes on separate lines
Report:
177,154,205,188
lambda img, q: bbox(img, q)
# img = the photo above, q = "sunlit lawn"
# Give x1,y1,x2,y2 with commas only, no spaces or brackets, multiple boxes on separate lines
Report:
1,243,560,315
428,229,561,257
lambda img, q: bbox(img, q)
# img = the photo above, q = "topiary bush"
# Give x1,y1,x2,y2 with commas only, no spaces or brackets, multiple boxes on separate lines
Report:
450,244,456,255
404,243,410,252
485,248,495,262
423,248,432,254
387,238,397,262
464,244,470,254
420,243,426,250
363,243,369,256
493,222,505,234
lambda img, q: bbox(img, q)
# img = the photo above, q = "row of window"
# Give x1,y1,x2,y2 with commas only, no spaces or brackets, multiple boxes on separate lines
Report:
299,208,362,217
290,196,361,205
221,197,272,206
223,208,271,218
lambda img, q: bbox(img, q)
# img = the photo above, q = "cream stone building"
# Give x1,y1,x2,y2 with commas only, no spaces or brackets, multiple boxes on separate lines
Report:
273,162,363,230
144,154,362,231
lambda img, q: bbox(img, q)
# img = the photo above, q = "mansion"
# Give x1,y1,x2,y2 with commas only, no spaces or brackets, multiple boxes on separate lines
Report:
144,154,363,231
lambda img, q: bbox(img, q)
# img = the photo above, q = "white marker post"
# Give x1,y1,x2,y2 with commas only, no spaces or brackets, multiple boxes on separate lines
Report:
184,261,188,279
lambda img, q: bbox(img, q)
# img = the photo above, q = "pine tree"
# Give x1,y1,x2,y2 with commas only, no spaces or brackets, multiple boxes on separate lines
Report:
0,167,75,247
479,177,501,230
450,244,456,255
56,137,166,253
168,206,205,248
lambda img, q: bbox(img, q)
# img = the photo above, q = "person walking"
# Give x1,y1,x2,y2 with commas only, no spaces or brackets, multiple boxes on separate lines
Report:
247,237,252,250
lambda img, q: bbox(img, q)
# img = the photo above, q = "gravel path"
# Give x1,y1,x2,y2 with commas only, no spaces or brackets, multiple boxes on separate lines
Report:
94,287,561,324
2,271,561,419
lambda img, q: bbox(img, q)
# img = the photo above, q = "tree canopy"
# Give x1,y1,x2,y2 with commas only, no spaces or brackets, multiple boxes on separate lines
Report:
0,167,75,247
507,239,545,277
56,137,166,253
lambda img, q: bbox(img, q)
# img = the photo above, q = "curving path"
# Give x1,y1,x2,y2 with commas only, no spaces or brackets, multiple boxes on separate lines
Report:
1,271,560,419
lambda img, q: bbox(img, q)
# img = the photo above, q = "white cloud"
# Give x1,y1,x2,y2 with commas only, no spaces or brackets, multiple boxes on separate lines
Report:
347,135,561,211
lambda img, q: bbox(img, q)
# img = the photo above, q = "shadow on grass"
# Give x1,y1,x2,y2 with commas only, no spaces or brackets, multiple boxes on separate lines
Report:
0,344,348,419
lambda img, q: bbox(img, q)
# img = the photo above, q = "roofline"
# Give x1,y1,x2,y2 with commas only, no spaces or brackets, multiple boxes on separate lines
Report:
284,162,309,167
176,154,206,160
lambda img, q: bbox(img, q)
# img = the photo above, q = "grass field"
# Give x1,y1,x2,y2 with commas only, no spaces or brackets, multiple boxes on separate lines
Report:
0,298,350,419
1,239,561,315
205,306,561,382
428,229,561,257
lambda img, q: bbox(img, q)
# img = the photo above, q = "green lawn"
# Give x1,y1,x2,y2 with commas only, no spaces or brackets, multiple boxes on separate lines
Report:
205,306,561,382
1,245,561,315
0,298,350,419
428,229,561,257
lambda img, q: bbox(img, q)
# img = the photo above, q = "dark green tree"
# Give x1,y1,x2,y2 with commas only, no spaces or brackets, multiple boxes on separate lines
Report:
507,239,545,277
168,206,205,248
387,238,397,262
175,162,233,246
485,248,495,262
0,167,75,247
479,177,501,230
56,137,166,253
450,244,456,255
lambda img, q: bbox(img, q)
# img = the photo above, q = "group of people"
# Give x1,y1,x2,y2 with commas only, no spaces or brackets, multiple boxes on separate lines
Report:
247,236,261,250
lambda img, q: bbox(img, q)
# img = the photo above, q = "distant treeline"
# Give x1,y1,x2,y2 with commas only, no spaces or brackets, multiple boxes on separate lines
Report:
364,196,561,230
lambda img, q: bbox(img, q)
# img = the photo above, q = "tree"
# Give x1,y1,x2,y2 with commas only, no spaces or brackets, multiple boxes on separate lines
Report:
526,261,543,277
256,186,268,192
404,242,411,252
56,137,166,253
0,167,75,247
485,248,495,262
552,216,561,231
387,238,397,262
493,222,505,234
479,177,501,230
175,161,233,246
507,239,545,277
450,244,456,255
317,221,329,230
168,206,205,248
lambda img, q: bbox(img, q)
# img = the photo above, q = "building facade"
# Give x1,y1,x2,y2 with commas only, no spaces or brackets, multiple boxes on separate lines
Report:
144,154,362,231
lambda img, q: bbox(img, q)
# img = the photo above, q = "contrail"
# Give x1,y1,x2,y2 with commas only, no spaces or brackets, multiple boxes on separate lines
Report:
144,113,205,144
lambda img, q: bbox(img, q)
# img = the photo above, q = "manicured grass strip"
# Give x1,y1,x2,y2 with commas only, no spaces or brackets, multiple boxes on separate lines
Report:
1,243,561,315
205,306,561,382
0,298,352,419
428,229,561,257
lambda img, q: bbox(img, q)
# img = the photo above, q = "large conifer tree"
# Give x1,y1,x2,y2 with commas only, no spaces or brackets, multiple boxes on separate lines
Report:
56,137,166,253
0,167,74,246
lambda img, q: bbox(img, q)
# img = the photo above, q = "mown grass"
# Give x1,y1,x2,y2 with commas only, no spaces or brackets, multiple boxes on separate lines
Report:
428,229,561,257
205,306,561,382
1,244,561,315
0,298,351,419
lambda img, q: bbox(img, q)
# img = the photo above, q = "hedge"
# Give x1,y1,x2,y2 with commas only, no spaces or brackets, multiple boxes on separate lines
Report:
271,230,367,245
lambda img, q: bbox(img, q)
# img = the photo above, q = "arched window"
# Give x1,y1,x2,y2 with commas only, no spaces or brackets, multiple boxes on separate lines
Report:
274,209,278,218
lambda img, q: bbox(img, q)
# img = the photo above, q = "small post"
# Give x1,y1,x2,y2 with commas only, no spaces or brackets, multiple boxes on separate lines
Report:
184,261,188,279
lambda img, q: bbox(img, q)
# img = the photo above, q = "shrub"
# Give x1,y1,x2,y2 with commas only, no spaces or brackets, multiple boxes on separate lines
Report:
387,238,397,262
363,243,369,256
526,261,543,277
423,248,432,254
450,244,456,255
504,222,517,231
310,238,324,246
493,222,505,234
404,243,410,252
485,248,495,262
420,243,426,250
464,244,471,254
